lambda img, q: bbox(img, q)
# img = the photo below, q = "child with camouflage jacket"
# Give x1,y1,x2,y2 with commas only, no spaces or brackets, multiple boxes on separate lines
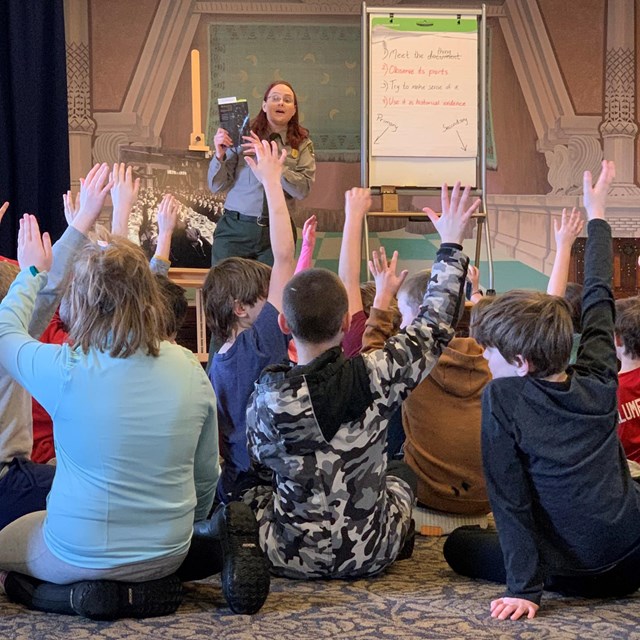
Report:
241,183,479,579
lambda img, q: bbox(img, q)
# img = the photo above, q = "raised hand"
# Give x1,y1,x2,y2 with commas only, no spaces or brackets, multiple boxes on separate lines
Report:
110,163,140,237
245,139,286,186
17,214,53,273
157,194,179,237
214,127,233,159
583,160,615,221
423,182,481,245
302,214,317,246
154,194,180,262
345,187,372,221
73,163,114,235
369,246,408,311
0,201,8,225
241,131,261,157
467,264,480,288
490,597,539,621
62,190,81,225
554,207,583,249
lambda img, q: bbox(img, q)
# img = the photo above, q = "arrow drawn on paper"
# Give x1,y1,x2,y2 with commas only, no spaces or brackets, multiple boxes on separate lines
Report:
374,126,391,144
456,131,467,151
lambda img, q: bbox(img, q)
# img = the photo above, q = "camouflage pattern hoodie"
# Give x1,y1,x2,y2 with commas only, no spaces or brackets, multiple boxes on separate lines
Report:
242,245,468,579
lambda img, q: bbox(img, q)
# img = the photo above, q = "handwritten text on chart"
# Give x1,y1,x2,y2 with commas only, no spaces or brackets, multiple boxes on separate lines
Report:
374,114,399,143
370,27,478,157
382,47,462,61
381,64,450,77
382,97,466,107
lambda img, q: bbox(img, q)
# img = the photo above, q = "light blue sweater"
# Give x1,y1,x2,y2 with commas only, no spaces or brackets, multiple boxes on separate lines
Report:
0,268,219,568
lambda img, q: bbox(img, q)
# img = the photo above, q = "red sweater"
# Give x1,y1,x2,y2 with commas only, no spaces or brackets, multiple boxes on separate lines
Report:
617,366,640,463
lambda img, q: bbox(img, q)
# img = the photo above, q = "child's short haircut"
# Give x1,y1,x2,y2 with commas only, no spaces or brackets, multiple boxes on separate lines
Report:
397,269,432,313
0,262,20,302
283,268,348,344
564,282,583,333
155,275,188,339
203,257,271,343
471,290,573,378
615,296,640,358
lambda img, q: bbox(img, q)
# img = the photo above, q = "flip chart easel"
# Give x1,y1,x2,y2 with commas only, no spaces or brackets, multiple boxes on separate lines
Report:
361,3,495,290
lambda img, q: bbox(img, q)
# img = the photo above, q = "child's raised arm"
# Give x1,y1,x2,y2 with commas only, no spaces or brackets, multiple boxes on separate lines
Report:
467,265,483,304
110,163,140,237
245,139,295,312
150,194,179,276
369,246,408,312
584,160,615,220
338,187,371,317
546,207,584,297
294,214,317,274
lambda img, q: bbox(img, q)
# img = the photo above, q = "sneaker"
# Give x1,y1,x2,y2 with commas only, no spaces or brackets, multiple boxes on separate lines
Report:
70,574,183,621
216,502,270,614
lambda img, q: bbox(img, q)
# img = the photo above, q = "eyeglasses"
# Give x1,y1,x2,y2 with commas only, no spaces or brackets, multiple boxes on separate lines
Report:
267,94,295,104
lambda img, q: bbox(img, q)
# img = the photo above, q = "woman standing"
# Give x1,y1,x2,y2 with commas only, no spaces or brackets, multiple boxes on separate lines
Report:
208,81,316,266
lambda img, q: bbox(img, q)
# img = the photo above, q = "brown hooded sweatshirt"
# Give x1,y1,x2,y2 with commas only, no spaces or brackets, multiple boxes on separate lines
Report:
364,309,491,514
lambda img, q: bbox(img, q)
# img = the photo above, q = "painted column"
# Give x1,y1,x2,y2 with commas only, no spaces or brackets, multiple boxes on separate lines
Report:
599,0,639,194
64,0,96,189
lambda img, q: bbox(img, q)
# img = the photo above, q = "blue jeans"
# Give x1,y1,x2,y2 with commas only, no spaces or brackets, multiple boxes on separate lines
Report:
0,458,55,531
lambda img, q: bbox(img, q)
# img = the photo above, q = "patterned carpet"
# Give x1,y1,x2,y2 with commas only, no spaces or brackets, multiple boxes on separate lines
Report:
2,536,639,640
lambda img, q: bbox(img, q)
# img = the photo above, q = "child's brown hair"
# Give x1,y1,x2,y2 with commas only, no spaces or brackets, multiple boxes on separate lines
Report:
203,257,271,344
615,296,640,359
471,290,573,378
360,281,402,333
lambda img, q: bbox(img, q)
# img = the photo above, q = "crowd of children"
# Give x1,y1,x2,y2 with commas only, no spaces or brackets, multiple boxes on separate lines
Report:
0,147,638,624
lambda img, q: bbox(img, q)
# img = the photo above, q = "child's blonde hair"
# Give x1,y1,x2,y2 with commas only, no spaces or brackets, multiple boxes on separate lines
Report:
63,234,166,357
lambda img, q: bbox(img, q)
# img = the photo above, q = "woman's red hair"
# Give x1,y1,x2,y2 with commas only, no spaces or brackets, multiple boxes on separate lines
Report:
250,81,309,150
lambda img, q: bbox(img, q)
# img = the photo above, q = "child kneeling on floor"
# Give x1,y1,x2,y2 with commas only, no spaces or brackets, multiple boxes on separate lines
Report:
241,182,479,579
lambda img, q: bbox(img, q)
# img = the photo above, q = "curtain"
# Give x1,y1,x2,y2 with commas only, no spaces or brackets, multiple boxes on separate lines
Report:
0,0,69,258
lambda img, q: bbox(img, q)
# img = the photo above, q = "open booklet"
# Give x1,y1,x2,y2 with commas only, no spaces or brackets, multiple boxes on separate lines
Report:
217,97,251,148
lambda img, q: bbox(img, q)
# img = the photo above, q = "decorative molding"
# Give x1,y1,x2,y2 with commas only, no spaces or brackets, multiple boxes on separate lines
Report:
93,132,129,165
66,41,95,134
487,194,640,275
544,136,602,195
194,1,506,16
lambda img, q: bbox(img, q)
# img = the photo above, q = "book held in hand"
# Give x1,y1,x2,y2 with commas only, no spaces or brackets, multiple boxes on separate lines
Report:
217,97,250,148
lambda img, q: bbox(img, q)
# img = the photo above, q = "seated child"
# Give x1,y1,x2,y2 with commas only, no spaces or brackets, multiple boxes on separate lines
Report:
444,161,640,621
615,296,640,463
363,269,491,533
29,191,182,464
0,168,112,530
241,182,479,578
0,215,269,618
203,140,295,503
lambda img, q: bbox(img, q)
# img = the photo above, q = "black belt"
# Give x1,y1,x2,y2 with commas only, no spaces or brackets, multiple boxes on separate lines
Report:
224,209,269,227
